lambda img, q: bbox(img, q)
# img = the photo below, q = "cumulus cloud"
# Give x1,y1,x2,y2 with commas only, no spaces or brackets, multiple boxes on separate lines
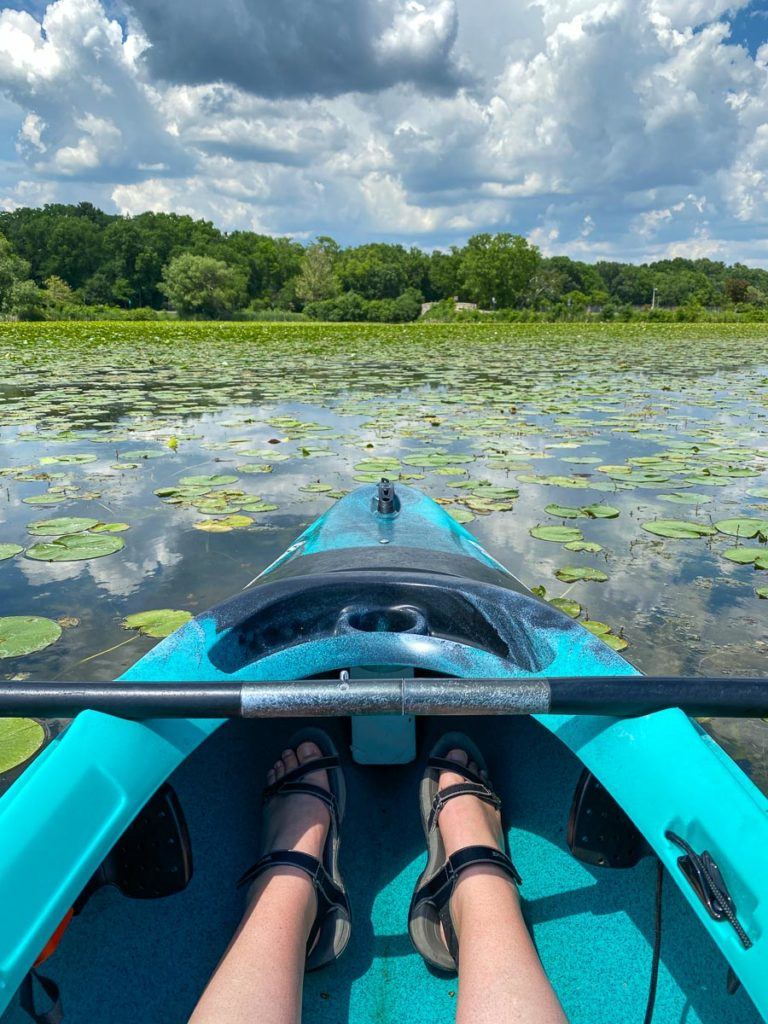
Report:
0,0,189,179
128,0,465,98
0,0,768,260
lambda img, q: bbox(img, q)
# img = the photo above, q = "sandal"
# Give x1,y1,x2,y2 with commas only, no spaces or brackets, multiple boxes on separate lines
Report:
408,731,522,972
237,727,351,970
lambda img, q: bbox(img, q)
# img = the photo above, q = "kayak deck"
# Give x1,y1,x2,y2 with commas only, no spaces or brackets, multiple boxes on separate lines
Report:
3,714,759,1024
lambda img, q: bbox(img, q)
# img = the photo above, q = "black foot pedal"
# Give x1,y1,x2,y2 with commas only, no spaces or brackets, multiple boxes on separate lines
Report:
76,782,193,907
567,769,648,868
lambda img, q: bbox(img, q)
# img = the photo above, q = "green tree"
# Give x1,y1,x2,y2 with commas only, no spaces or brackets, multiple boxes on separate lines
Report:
459,234,541,308
159,254,247,318
295,242,339,304
43,275,75,306
8,279,46,320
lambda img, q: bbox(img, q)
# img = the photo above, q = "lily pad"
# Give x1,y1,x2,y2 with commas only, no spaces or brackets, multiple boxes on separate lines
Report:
564,540,603,553
544,503,581,519
0,616,62,658
0,544,23,561
658,493,711,505
90,522,130,533
581,504,620,519
583,620,611,635
122,609,193,638
179,474,239,487
0,718,45,772
642,519,716,539
447,508,475,524
721,548,768,569
757,587,768,599
39,454,97,465
549,597,581,618
530,525,584,543
713,518,768,540
27,517,100,536
193,515,254,532
25,534,125,561
554,566,609,583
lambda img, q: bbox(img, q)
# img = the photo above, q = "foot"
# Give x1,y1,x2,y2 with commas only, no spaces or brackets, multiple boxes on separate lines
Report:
246,741,331,930
437,747,504,858
436,748,517,942
261,740,331,862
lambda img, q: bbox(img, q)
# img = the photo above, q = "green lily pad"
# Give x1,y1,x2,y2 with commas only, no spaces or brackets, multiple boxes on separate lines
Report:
122,609,193,638
746,488,768,499
713,518,768,539
530,525,584,543
549,597,581,618
544,503,581,519
300,483,333,493
0,718,45,772
721,548,768,569
0,616,62,658
602,633,629,652
447,508,475,524
642,519,716,539
658,493,711,505
25,534,125,561
236,464,274,474
27,517,100,536
757,587,768,599
0,544,23,561
193,515,254,532
564,540,603,553
90,522,130,533
121,449,165,460
554,566,609,583
581,504,620,519
179,474,239,487
39,454,97,465
583,620,611,635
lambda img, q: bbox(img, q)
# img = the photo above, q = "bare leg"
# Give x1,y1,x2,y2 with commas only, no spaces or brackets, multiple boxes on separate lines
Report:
438,749,569,1024
189,742,331,1024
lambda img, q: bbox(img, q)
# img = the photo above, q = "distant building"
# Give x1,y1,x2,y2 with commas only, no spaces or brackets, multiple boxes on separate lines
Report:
421,297,480,315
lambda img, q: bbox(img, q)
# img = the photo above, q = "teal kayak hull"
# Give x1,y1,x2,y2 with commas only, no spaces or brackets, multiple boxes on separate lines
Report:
0,484,766,1021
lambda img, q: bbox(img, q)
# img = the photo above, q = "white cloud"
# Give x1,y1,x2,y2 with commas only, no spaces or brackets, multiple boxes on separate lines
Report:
0,0,767,260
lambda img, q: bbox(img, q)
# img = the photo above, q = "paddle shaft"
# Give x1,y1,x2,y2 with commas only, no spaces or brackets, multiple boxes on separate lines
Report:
0,677,767,718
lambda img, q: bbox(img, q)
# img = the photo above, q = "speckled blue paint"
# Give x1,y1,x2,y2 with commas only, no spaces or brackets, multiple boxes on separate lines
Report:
0,484,767,1021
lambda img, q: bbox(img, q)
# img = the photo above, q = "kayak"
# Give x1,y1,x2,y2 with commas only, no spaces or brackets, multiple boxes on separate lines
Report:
0,481,766,1023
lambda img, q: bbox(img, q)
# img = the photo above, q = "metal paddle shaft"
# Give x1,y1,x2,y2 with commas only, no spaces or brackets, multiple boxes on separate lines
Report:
0,676,768,718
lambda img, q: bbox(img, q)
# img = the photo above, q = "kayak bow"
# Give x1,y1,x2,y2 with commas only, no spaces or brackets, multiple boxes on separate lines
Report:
0,481,765,1024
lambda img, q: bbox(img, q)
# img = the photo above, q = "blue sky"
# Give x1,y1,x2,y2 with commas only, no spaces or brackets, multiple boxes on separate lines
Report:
1,0,768,263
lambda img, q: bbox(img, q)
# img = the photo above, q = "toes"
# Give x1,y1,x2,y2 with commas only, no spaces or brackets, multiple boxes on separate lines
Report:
266,768,276,786
468,759,479,775
445,747,469,767
297,740,323,765
274,758,285,780
282,748,298,772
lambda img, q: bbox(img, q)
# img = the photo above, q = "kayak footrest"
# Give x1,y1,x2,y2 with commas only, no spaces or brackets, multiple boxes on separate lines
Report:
76,783,193,907
567,770,648,869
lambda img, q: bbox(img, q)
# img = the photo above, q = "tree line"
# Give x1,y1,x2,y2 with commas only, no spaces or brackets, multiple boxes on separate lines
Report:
0,202,767,322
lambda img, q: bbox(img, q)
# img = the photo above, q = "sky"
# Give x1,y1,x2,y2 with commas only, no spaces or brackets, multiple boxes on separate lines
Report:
0,0,767,263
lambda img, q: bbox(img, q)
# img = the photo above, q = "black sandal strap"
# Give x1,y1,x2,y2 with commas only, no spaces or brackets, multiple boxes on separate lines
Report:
412,844,522,914
428,756,489,787
237,849,350,957
267,780,338,815
427,782,502,832
262,755,340,800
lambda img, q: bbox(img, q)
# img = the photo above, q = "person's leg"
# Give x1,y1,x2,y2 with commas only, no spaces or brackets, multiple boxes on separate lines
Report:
438,749,568,1024
189,742,331,1024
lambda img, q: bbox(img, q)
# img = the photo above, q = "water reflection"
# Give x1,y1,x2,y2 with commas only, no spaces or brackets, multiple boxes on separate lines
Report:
1,327,767,789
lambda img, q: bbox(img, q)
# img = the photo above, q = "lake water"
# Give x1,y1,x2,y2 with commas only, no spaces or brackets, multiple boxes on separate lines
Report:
1,322,767,788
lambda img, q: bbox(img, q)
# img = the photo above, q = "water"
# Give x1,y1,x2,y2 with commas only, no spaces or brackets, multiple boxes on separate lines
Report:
1,323,767,788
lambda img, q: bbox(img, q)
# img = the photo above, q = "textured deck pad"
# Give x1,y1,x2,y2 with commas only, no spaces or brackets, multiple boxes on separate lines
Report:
4,717,759,1024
